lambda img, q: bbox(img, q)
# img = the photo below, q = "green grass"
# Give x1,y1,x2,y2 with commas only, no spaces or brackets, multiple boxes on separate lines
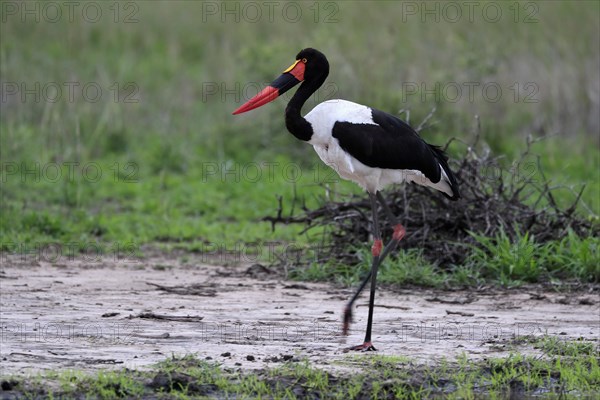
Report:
1,2,599,285
0,155,348,251
466,228,600,285
290,227,599,287
292,247,448,287
6,338,598,399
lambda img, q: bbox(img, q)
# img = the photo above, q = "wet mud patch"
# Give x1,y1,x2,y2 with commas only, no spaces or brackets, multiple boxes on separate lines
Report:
1,254,598,378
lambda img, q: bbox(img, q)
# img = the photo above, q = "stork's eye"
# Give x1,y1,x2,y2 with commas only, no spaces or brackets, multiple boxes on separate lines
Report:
301,58,307,63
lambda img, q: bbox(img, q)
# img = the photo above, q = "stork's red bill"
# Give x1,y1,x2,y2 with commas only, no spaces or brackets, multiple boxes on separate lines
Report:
232,59,306,115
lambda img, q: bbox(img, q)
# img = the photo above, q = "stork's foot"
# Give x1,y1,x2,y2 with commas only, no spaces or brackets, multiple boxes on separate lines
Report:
345,342,377,352
342,306,353,336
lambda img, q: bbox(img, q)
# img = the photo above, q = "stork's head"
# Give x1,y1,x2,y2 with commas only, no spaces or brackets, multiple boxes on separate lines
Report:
232,48,329,115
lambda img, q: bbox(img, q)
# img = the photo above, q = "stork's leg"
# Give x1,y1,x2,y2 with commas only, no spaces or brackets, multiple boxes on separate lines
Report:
376,192,397,224
376,191,406,262
345,193,380,350
343,192,406,350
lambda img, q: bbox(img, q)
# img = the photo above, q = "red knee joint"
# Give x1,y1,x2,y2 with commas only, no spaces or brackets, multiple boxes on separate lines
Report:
371,239,383,257
393,224,406,241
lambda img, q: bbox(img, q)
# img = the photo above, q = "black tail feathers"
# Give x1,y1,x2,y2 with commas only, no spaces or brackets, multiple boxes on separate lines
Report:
429,145,460,201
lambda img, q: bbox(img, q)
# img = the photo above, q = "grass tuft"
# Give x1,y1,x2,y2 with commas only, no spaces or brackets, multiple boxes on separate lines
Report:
466,228,600,285
6,345,599,399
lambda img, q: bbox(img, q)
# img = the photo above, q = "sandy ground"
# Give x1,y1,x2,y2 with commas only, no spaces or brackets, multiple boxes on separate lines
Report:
1,254,598,377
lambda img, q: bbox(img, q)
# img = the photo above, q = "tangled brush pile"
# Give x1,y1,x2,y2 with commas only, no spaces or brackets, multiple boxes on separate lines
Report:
264,114,597,269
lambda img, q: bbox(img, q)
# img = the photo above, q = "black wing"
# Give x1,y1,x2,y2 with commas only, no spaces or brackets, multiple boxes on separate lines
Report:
332,108,459,199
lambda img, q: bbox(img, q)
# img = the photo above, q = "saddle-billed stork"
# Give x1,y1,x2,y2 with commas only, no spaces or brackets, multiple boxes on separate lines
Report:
233,48,459,351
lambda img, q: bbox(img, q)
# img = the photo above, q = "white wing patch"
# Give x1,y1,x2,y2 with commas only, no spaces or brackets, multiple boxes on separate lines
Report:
305,99,376,146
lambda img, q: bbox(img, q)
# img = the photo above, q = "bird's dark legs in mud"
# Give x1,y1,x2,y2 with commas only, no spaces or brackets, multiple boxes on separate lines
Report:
343,191,406,351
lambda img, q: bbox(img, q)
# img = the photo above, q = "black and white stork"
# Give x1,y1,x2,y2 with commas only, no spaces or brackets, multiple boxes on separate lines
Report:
233,48,459,351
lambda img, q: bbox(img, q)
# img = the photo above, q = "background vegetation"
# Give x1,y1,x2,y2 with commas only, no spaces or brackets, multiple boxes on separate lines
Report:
1,1,598,284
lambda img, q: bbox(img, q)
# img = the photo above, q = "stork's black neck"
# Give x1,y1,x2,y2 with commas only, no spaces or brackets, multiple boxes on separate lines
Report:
285,73,327,142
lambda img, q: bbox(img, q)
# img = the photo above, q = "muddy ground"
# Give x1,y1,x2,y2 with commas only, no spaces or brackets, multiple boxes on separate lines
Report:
1,253,598,377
